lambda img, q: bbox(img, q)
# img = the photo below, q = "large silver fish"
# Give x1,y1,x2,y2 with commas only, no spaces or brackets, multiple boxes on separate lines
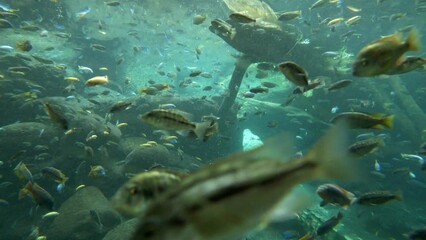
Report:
131,123,355,240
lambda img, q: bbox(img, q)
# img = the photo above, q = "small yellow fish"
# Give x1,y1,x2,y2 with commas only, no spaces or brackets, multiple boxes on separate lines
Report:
75,184,86,191
85,76,109,86
116,122,128,128
99,67,108,71
327,17,344,26
346,6,362,12
42,211,60,219
88,165,106,177
345,16,361,26
163,143,175,148
140,143,153,148
14,162,33,182
164,135,178,141
64,77,80,81
146,141,158,146
65,129,74,135
86,134,98,141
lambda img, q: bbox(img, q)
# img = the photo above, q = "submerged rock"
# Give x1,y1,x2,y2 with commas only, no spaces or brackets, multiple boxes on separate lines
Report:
0,122,58,159
122,145,172,173
46,186,121,240
103,218,138,240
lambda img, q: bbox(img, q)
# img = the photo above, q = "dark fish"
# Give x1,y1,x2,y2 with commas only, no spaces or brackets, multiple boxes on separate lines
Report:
202,86,213,91
104,1,120,6
189,70,202,77
278,11,301,21
278,61,309,87
41,167,68,184
330,112,394,129
327,79,352,91
261,82,278,88
91,44,107,51
117,57,124,65
249,86,269,93
255,70,268,79
0,19,13,28
341,30,356,39
31,55,54,64
54,32,71,38
8,66,32,72
44,102,68,130
419,142,426,156
19,182,54,210
348,138,384,157
316,212,343,236
385,56,426,75
110,101,132,113
256,62,276,71
316,184,355,207
140,109,216,141
241,92,255,98
292,79,323,95
408,227,426,240
283,94,297,106
355,191,402,205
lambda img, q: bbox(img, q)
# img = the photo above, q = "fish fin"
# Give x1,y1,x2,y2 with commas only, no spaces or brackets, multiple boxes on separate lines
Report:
305,122,358,180
395,56,405,66
299,232,315,240
229,28,236,40
369,112,386,118
395,191,403,201
319,200,327,207
371,124,385,130
18,188,29,200
192,121,211,140
382,115,394,129
406,29,421,52
336,211,344,220
377,32,402,44
266,186,314,223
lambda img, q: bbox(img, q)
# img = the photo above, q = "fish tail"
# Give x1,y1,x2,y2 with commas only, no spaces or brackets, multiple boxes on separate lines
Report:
305,122,357,181
406,29,421,52
382,115,394,129
395,190,403,201
19,181,33,199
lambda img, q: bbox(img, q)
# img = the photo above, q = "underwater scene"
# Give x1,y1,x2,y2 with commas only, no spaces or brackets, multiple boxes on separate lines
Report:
1,0,426,239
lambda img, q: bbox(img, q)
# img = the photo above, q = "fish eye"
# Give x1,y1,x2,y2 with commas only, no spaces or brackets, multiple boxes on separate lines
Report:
360,59,369,66
129,187,138,195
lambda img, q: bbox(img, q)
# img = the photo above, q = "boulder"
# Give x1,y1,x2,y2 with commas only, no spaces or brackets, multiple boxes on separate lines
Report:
122,145,172,173
46,186,121,240
103,218,139,240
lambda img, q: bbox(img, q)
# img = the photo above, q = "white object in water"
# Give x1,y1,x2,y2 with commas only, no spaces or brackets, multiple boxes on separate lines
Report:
242,129,263,151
